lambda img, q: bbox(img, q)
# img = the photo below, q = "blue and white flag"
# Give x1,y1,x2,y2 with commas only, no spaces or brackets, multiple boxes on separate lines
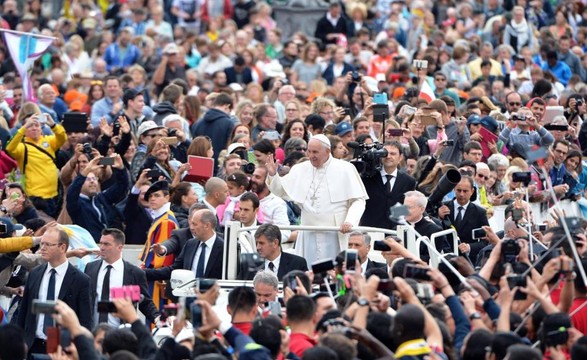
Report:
1,30,53,102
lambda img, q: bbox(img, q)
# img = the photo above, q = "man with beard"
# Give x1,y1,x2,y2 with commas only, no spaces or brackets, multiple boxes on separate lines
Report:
250,165,292,243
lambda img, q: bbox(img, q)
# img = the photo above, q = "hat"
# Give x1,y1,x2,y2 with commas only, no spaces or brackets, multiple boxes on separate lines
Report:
480,115,498,133
144,180,169,201
311,134,331,148
123,88,145,106
120,26,135,35
513,54,525,62
467,114,482,126
0,217,24,238
82,18,97,29
137,120,164,136
227,142,246,155
262,130,281,141
263,61,286,79
21,13,37,22
228,83,244,92
163,43,179,55
480,96,499,111
335,121,353,136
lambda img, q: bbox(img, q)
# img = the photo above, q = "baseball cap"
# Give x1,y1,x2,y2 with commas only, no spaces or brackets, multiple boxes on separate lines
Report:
122,88,145,106
335,122,353,136
263,131,281,141
467,114,482,126
137,120,164,136
227,143,246,155
0,217,24,238
163,43,179,55
480,115,498,133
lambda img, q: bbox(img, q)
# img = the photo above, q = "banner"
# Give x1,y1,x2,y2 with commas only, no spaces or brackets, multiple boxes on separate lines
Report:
1,30,54,102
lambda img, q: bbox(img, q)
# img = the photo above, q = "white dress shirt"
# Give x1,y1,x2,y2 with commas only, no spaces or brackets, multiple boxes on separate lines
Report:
203,199,217,215
192,234,217,275
259,193,291,242
95,258,124,326
36,261,69,339
452,200,470,222
265,253,281,274
380,168,399,192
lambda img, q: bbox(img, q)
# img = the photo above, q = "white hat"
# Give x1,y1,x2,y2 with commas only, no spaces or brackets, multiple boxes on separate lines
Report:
227,142,246,155
137,120,164,136
229,83,244,92
310,134,331,148
163,43,179,54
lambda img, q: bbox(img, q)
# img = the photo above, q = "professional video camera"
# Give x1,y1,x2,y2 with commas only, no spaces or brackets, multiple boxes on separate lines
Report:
426,169,461,216
348,141,388,178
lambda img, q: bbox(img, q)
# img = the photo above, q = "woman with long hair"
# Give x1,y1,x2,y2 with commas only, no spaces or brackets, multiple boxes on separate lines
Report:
284,100,302,123
141,139,177,182
291,42,321,86
281,119,309,147
1,183,39,224
235,100,255,128
81,80,104,114
169,181,198,228
182,95,202,125
245,82,265,104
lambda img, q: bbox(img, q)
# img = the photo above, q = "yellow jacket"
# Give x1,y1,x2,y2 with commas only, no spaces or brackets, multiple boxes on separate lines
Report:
0,236,33,253
6,125,67,198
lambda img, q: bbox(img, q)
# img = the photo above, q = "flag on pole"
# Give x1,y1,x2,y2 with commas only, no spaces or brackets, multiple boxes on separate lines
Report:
2,30,53,102
419,80,436,103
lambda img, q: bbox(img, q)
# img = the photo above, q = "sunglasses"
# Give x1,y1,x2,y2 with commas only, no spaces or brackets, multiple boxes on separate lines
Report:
477,174,489,180
508,102,522,106
459,169,473,176
294,146,307,151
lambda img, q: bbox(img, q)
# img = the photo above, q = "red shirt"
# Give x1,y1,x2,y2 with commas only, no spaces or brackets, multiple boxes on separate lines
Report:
289,332,318,357
232,322,253,336
570,297,587,335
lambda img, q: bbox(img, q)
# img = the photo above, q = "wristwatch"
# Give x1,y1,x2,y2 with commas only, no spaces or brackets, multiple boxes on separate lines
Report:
0,206,7,214
469,312,482,321
357,298,369,307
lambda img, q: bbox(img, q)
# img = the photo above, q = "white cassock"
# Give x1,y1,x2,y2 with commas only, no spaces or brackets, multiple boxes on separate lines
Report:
267,156,368,265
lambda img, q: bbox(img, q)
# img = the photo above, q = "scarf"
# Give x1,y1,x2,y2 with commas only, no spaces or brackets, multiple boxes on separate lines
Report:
223,194,242,225
510,19,529,50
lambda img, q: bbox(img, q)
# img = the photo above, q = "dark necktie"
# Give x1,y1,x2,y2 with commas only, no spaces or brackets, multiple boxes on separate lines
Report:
385,174,393,193
196,243,207,278
454,206,464,227
43,269,56,334
268,262,275,272
99,265,112,323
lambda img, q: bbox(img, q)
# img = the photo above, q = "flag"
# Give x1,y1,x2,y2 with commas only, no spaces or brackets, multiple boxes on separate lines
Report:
419,80,436,103
2,30,53,102
58,224,99,271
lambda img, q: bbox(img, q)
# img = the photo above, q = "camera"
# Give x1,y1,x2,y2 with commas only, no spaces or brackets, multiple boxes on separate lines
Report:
412,60,428,69
373,240,391,251
311,258,336,274
444,140,455,146
403,265,432,281
512,171,531,185
83,143,93,160
239,253,264,277
472,228,486,239
32,300,57,314
348,141,388,178
577,99,584,107
511,114,527,121
240,162,255,175
501,239,520,263
351,71,361,82
167,128,177,137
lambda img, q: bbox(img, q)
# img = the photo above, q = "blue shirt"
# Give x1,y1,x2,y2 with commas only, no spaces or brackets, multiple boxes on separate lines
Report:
541,61,572,86
103,43,140,73
499,126,554,149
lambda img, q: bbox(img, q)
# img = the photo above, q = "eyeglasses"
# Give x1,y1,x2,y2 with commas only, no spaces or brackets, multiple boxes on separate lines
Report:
459,169,473,176
477,174,489,180
508,102,522,106
286,108,298,112
294,147,307,151
40,242,61,248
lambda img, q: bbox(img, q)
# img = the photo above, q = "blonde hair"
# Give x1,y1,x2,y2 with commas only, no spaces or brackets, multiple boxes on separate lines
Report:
310,96,335,115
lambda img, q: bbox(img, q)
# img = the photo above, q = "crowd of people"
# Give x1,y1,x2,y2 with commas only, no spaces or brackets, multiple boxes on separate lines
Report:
1,0,587,359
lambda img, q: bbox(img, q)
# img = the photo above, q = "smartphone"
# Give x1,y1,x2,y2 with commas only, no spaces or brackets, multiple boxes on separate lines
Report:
388,128,403,137
60,329,71,349
501,239,520,263
161,136,179,146
534,224,547,232
32,300,57,314
97,301,117,313
373,93,388,105
472,228,486,240
403,264,432,281
163,303,178,317
283,275,297,291
99,157,115,166
147,169,162,180
267,301,281,316
345,249,358,273
506,275,527,289
373,240,392,251
311,258,336,274
444,140,455,146
190,303,203,328
113,121,121,137
197,278,216,293
46,327,60,354
377,279,396,292
0,223,7,234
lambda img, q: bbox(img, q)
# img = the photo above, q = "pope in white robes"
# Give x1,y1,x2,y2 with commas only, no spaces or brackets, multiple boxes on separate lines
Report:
265,135,368,265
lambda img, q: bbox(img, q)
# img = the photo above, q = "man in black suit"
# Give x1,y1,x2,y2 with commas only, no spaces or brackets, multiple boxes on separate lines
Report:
224,56,253,86
360,140,417,230
314,2,352,45
347,231,385,276
145,209,224,283
438,176,490,262
250,224,308,281
16,228,93,357
124,171,152,245
85,228,159,326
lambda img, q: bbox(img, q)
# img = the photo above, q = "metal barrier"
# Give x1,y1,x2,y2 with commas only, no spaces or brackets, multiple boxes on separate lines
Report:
223,221,398,280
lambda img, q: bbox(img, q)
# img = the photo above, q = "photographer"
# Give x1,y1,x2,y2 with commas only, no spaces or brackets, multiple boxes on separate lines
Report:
498,107,554,150
360,140,416,230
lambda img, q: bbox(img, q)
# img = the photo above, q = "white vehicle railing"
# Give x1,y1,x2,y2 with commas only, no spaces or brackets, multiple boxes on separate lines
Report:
223,221,398,280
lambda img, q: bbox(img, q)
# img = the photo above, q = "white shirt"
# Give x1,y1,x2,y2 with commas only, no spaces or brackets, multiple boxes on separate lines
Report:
265,253,281,274
259,193,291,242
380,168,399,192
452,200,469,222
192,234,216,276
36,261,69,339
203,198,217,215
360,258,368,277
95,258,124,326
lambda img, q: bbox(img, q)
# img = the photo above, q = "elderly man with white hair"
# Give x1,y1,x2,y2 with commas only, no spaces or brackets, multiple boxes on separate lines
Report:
403,190,452,262
265,134,368,264
162,114,191,163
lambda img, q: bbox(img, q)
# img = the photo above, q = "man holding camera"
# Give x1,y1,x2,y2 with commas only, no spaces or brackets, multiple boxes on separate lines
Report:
266,135,367,265
360,140,416,230
423,99,470,166
498,107,554,150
